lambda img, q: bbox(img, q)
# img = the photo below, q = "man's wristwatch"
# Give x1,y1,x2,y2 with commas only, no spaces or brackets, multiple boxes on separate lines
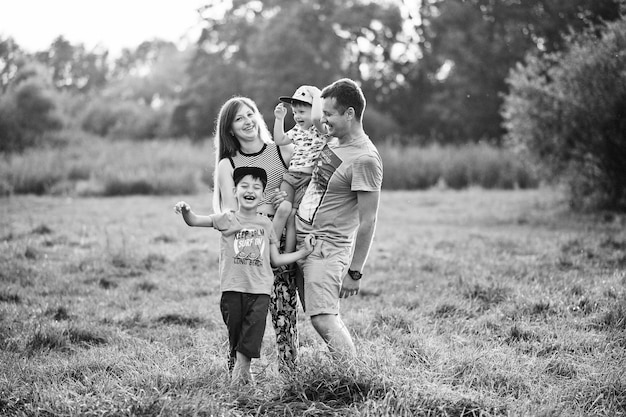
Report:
348,269,362,281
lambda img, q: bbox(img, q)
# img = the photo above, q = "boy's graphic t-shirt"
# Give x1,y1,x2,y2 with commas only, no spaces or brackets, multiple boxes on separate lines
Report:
296,136,383,246
286,124,330,172
210,212,278,295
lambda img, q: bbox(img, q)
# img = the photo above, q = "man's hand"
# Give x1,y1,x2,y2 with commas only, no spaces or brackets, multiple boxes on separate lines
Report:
340,272,360,298
274,103,287,120
305,86,321,98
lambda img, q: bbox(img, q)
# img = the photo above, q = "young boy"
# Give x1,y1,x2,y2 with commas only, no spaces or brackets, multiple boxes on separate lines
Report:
174,166,315,385
273,85,331,252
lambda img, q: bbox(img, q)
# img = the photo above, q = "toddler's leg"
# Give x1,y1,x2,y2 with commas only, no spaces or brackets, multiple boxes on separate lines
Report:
284,209,297,253
272,181,295,243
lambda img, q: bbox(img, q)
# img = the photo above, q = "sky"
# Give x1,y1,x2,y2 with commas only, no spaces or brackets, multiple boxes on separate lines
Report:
0,0,206,56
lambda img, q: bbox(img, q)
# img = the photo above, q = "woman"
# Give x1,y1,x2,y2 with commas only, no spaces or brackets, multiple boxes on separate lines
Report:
212,96,298,372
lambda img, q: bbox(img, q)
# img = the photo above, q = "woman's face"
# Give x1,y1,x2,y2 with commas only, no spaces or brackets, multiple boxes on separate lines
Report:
231,104,259,142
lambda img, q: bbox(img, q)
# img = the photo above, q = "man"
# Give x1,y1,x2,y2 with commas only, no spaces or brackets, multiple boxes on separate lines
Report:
295,78,383,359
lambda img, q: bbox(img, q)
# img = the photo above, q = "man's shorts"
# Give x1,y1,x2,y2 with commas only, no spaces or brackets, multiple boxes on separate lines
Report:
282,171,312,209
295,239,350,317
220,292,270,359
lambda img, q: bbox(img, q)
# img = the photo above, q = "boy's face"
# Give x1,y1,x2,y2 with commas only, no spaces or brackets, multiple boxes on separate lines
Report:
233,175,265,210
291,103,313,130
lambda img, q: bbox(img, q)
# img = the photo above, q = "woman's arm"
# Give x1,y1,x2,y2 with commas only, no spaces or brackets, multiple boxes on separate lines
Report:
268,143,294,211
216,158,238,212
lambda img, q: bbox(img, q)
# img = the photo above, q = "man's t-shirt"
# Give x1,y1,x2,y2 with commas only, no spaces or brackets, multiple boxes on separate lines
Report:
296,136,383,246
210,212,278,295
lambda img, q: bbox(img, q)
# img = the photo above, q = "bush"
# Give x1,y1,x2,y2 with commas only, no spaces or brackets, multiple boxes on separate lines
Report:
363,108,402,143
79,97,171,140
503,17,626,210
0,78,63,153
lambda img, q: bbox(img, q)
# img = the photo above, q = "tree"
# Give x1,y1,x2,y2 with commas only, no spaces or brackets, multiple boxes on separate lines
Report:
35,36,109,92
0,36,24,94
175,0,413,139
0,63,63,152
398,0,623,144
111,40,188,104
503,17,626,210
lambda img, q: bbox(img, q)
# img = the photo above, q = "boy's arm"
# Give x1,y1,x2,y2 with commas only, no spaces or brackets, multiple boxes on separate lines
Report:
273,103,291,146
270,234,315,267
309,86,325,134
174,201,214,227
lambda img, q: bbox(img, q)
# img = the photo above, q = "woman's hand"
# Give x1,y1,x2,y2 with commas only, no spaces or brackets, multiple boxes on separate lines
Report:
270,188,288,210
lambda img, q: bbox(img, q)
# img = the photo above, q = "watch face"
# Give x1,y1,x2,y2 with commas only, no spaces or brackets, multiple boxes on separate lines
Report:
349,270,362,280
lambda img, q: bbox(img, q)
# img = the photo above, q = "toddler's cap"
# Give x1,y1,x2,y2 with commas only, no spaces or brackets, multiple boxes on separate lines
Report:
233,166,267,189
279,85,316,106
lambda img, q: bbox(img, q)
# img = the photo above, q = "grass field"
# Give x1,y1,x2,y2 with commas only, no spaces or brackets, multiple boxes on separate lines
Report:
1,189,625,416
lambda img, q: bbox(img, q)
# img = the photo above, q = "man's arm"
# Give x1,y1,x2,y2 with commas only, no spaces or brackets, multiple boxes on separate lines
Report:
339,190,380,297
350,190,380,270
309,87,325,134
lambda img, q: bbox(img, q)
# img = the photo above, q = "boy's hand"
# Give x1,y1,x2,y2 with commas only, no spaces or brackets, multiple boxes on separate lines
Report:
274,103,287,120
174,201,191,214
303,234,316,253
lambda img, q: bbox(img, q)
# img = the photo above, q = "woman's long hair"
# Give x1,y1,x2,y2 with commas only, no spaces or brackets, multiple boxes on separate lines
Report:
212,96,272,212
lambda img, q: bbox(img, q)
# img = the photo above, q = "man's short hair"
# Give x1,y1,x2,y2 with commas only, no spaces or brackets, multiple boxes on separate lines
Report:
321,78,366,120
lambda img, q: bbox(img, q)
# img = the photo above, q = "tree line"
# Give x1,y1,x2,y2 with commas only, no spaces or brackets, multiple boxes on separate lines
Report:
1,0,624,208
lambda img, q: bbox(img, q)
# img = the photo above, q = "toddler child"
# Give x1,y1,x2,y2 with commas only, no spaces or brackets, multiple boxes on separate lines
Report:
273,85,331,251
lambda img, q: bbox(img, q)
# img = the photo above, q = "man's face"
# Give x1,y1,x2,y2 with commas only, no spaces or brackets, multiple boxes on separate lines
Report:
321,97,349,138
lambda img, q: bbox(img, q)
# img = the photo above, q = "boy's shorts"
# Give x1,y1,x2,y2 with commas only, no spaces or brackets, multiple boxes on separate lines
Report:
295,239,350,317
220,292,270,359
282,171,312,208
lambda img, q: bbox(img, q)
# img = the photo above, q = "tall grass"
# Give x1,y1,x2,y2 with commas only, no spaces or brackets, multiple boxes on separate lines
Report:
378,142,539,190
0,132,538,196
0,132,214,196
